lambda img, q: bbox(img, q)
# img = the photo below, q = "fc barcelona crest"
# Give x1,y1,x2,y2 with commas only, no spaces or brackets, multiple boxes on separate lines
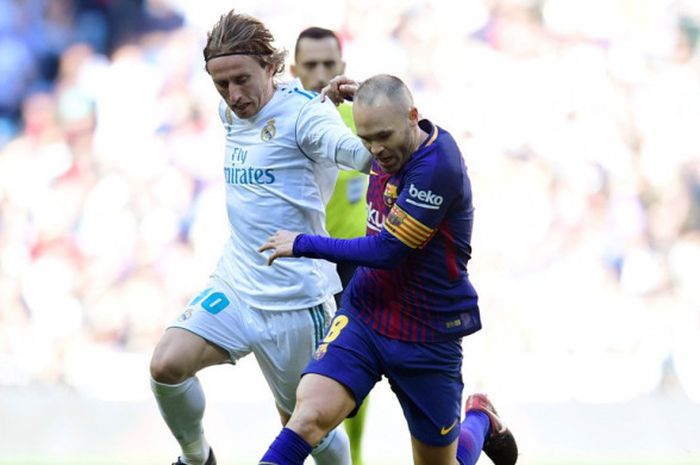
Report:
387,207,406,228
383,183,398,206
313,343,328,360
261,119,276,142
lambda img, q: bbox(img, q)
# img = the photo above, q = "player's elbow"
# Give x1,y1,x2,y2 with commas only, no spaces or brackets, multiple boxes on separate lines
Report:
370,247,409,269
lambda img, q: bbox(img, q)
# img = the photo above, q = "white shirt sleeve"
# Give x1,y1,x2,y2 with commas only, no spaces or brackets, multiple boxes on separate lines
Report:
295,97,371,173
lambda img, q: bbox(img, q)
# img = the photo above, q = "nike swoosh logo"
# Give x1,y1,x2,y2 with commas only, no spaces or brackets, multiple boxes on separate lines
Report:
440,418,459,435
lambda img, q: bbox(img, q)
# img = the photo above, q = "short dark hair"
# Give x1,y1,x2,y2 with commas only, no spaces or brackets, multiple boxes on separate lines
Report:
203,10,286,76
355,74,413,109
294,27,341,60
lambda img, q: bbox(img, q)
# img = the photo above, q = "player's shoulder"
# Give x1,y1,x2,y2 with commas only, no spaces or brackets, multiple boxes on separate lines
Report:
276,79,319,105
275,80,338,125
406,122,465,183
422,123,463,167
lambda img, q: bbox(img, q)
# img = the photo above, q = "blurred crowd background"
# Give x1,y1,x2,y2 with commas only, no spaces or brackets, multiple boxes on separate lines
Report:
1,0,700,431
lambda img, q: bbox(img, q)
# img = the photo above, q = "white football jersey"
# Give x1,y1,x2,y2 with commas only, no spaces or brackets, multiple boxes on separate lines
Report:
214,79,370,310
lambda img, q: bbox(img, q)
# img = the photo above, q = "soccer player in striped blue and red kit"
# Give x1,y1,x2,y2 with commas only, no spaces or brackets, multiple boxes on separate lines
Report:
258,74,518,465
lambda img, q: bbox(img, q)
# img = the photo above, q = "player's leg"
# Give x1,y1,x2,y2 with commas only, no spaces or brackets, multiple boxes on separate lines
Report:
453,405,490,465
253,301,352,465
334,263,368,465
407,393,518,465
259,374,356,465
411,436,460,465
150,328,227,465
401,381,517,464
258,309,381,465
460,393,518,465
343,398,368,465
273,392,352,465
150,279,251,465
308,300,352,465
386,337,464,465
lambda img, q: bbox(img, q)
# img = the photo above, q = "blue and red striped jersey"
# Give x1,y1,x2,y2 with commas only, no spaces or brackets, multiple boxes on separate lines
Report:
293,119,481,342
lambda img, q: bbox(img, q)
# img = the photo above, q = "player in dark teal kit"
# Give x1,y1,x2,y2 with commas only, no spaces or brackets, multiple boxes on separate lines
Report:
258,74,518,465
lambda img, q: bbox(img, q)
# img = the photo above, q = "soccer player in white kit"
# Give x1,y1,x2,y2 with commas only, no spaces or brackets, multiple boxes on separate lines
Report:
148,10,370,465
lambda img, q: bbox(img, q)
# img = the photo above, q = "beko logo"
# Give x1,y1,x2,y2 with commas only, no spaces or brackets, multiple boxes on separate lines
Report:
406,184,443,209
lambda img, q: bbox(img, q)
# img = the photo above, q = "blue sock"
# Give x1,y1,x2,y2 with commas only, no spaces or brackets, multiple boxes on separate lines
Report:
456,411,490,465
259,427,313,465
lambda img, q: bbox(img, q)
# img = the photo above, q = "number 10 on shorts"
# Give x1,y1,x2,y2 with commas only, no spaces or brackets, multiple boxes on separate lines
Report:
189,288,231,314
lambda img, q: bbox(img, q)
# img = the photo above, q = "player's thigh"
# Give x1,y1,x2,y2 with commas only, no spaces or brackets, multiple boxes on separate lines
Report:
151,277,254,383
304,309,382,418
410,435,459,465
150,328,230,383
386,338,464,448
287,373,357,446
251,301,331,415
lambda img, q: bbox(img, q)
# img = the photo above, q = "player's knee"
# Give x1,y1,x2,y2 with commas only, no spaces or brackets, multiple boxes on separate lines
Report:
289,402,335,442
149,348,189,384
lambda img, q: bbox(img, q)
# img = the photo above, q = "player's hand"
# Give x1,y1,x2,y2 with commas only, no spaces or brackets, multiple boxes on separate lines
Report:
258,230,301,265
320,75,360,105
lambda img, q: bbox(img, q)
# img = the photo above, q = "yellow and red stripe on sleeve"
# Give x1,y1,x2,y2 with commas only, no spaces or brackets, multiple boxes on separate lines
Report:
384,204,436,249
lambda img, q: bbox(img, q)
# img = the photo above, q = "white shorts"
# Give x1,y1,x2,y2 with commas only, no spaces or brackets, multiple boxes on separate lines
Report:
169,275,335,414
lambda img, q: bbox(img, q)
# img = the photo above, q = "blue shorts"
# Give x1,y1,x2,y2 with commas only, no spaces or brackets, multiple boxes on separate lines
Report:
304,308,464,446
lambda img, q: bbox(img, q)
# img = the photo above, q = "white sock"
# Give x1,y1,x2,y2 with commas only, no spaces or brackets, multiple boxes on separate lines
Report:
311,427,351,465
151,376,210,465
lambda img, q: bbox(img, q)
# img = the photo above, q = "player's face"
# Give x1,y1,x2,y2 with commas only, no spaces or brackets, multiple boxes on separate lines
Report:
207,55,275,119
291,37,345,93
354,101,417,173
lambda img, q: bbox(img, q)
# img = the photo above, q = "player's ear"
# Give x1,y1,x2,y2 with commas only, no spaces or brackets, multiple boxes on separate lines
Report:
339,60,346,75
290,63,298,78
409,106,419,125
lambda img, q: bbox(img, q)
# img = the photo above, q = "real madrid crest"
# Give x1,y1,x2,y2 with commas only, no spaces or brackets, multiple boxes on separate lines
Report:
177,308,193,322
260,119,276,142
